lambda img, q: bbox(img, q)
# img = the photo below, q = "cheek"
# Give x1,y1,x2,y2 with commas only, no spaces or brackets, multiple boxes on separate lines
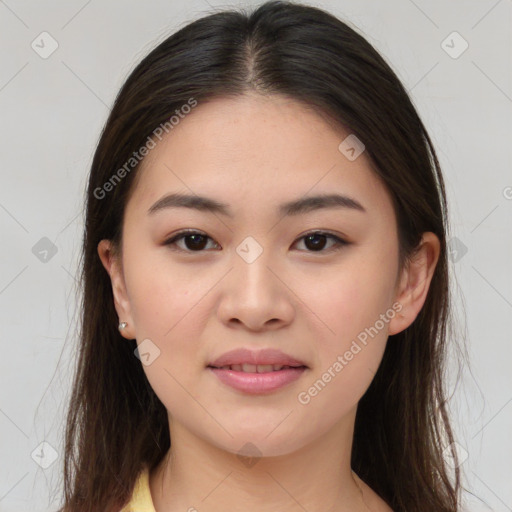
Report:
124,260,208,412
297,299,390,426
296,257,396,406
122,253,213,402
125,251,207,340
303,260,396,346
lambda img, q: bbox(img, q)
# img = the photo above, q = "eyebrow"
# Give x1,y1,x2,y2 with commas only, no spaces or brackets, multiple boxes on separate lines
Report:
147,192,366,218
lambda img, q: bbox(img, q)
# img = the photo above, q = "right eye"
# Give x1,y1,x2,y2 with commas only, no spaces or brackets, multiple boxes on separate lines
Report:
163,230,220,252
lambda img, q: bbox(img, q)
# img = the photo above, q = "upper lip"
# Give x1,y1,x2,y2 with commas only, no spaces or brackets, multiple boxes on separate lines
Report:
208,348,308,368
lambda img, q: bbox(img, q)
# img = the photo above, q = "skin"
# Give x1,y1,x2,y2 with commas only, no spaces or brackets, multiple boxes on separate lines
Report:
98,93,440,512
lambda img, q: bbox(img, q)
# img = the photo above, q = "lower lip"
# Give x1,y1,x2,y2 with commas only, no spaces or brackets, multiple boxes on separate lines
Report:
207,366,307,394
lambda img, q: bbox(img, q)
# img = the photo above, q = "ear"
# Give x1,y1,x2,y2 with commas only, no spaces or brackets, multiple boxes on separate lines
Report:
97,239,136,340
388,232,441,336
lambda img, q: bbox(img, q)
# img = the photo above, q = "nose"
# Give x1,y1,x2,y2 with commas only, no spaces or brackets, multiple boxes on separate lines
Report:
216,245,295,332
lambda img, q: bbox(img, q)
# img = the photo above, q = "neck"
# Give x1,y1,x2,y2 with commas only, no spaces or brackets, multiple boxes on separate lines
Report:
149,406,371,512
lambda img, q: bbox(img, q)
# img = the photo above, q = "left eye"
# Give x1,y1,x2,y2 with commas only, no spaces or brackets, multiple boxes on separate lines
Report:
163,230,348,253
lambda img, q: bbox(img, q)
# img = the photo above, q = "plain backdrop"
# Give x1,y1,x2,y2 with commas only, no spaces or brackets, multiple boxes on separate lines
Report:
0,1,511,511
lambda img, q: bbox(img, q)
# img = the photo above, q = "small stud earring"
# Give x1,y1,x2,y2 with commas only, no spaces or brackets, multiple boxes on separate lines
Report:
118,322,128,330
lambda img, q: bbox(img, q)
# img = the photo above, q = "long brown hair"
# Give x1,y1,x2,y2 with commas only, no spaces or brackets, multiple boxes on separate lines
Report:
58,1,467,510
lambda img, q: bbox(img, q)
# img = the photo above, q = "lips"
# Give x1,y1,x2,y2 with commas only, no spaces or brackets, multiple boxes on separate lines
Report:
207,348,308,393
213,363,301,373
207,347,308,370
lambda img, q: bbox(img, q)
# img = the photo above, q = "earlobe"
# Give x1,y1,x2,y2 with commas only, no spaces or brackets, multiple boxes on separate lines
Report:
388,232,440,336
97,239,136,339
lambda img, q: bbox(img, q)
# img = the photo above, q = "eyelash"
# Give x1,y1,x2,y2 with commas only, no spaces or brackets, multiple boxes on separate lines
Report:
163,229,349,254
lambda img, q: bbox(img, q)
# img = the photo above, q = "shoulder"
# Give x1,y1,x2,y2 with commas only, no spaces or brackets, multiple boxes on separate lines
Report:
353,472,394,512
120,466,157,512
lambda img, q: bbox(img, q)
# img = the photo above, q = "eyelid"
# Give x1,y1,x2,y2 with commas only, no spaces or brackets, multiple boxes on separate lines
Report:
163,229,350,254
164,229,220,251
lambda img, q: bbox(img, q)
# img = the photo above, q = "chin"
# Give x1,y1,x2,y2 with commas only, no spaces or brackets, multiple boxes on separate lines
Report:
206,428,309,461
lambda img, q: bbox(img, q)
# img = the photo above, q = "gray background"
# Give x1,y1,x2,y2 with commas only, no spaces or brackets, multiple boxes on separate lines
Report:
0,1,511,511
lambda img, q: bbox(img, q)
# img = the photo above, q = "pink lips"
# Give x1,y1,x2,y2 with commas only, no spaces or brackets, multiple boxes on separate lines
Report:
208,347,307,368
208,366,306,393
207,348,308,394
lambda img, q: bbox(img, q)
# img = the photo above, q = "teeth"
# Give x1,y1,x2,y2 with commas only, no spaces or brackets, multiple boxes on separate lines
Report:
217,364,296,372
256,364,274,373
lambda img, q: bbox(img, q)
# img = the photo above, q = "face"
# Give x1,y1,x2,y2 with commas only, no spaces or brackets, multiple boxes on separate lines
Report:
99,93,436,458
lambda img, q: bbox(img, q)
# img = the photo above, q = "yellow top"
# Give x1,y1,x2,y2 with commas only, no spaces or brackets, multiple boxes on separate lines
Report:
120,466,156,512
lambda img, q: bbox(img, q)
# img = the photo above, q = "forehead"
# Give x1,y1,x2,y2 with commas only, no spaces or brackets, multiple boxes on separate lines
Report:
125,94,394,221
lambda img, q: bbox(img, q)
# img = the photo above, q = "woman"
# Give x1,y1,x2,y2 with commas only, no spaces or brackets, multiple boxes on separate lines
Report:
59,1,463,510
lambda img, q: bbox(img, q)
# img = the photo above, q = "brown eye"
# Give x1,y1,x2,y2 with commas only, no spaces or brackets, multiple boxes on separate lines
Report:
164,230,348,254
164,230,218,252
303,233,329,251
293,232,348,253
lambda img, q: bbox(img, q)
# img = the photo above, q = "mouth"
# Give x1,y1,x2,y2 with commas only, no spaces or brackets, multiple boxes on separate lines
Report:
207,363,307,373
206,364,308,394
206,348,309,394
